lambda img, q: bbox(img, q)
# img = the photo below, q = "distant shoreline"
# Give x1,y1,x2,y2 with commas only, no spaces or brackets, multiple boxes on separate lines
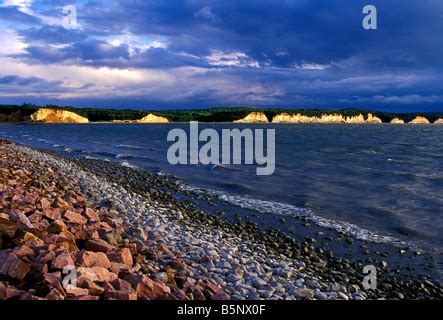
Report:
1,105,443,124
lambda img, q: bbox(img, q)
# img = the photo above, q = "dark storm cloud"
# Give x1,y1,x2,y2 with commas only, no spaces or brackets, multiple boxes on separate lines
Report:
0,0,442,110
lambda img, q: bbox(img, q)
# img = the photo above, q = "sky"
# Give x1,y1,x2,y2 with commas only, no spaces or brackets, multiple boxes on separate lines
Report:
0,0,442,111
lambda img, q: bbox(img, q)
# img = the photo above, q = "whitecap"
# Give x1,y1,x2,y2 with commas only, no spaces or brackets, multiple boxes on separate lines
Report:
121,161,138,169
179,183,416,249
116,144,144,150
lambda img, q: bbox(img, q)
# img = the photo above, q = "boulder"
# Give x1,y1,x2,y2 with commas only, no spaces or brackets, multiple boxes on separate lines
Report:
51,252,75,270
77,275,105,296
77,250,111,269
40,198,52,210
121,272,170,300
77,267,118,282
84,208,100,222
9,209,33,229
0,250,31,280
0,285,25,300
110,278,133,292
45,288,65,300
42,207,61,221
0,213,18,237
65,284,89,298
14,245,35,258
64,210,87,225
108,248,133,267
85,239,115,253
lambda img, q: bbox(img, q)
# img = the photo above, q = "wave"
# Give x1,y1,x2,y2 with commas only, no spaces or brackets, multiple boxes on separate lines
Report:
179,183,415,249
93,151,117,158
121,161,138,169
83,155,110,162
116,153,135,160
116,144,144,150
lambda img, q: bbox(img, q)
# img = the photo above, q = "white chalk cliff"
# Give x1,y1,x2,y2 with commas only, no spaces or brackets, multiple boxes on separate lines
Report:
234,112,269,123
409,116,430,124
390,118,405,124
30,108,89,123
271,113,382,124
136,113,169,123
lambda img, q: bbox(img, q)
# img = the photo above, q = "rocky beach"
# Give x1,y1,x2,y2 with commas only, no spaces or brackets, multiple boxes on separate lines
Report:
0,139,442,300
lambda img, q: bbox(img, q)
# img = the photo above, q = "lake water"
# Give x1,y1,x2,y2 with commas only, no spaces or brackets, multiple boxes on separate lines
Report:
1,123,442,256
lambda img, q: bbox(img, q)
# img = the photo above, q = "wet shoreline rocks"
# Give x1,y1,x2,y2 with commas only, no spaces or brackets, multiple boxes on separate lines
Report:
0,140,442,300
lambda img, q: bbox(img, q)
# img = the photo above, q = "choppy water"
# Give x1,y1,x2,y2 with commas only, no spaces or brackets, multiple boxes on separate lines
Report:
1,123,442,255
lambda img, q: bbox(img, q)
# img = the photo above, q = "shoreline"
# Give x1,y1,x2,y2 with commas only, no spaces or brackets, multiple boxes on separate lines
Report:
0,140,442,300
1,121,443,124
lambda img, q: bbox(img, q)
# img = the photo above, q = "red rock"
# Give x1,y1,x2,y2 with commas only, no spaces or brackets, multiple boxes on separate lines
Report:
98,222,114,233
65,284,89,298
42,272,64,292
9,209,33,229
0,213,18,237
37,250,56,263
64,210,87,225
109,262,131,274
76,228,100,241
47,220,66,234
77,276,105,296
85,239,114,253
17,231,44,247
121,273,170,300
0,286,24,300
104,290,137,300
40,198,52,210
108,248,133,267
74,194,85,204
77,267,118,282
54,197,70,209
37,219,50,231
28,212,42,224
110,278,133,292
77,250,111,269
51,252,75,270
46,288,65,300
84,208,100,222
44,232,77,250
42,207,61,221
14,245,35,258
0,250,31,280
30,260,48,273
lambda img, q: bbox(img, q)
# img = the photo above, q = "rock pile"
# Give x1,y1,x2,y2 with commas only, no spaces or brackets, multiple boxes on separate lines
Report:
0,140,227,300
